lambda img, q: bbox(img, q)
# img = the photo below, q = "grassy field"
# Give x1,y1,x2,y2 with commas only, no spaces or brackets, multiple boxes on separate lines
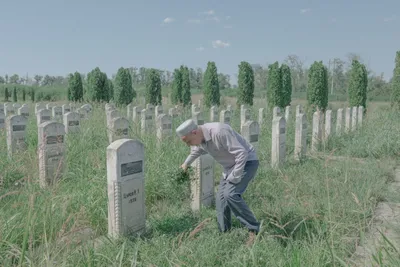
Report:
1,96,399,266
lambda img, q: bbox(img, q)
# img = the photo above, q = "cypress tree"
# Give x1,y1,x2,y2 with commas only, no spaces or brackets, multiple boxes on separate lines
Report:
171,68,183,104
87,67,108,102
280,64,292,107
391,51,400,109
13,87,17,102
307,61,329,112
106,79,114,102
348,60,368,109
181,66,191,107
70,72,84,102
22,89,26,101
114,67,135,106
145,68,162,105
30,88,35,102
203,61,220,108
4,87,8,102
267,61,283,109
237,61,255,106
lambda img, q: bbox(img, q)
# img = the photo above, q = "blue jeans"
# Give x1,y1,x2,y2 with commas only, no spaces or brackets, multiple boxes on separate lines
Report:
216,160,260,233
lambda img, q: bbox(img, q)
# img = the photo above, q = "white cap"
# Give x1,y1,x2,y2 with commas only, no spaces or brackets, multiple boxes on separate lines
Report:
176,119,198,137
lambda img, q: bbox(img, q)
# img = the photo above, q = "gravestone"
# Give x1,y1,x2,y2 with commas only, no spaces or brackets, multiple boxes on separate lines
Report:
6,115,28,158
156,114,172,142
18,106,29,117
62,104,71,115
285,106,290,122
127,103,132,119
109,117,129,143
226,105,232,111
38,121,66,188
191,104,200,115
190,153,215,211
63,112,81,134
240,109,251,130
336,108,343,136
312,110,323,151
271,116,286,168
296,105,303,116
4,104,14,117
107,139,146,238
107,110,120,128
37,109,52,126
69,103,76,112
13,103,21,110
358,106,364,127
132,106,142,125
0,112,5,129
210,106,218,122
324,110,332,140
219,110,231,125
141,109,152,135
345,107,352,133
35,103,45,114
168,107,178,118
273,107,280,119
351,106,358,132
46,103,54,110
146,104,154,114
294,113,307,161
81,104,93,115
52,106,63,120
241,121,260,150
155,105,163,118
258,108,265,126
192,111,204,125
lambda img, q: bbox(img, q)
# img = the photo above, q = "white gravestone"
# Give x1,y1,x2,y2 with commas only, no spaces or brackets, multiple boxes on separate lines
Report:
258,108,265,126
271,117,286,168
192,112,204,126
13,103,21,110
38,121,66,188
18,106,29,117
107,139,146,238
63,112,81,134
296,105,303,117
312,111,323,151
357,106,364,128
226,105,232,111
210,106,218,122
156,114,172,143
109,117,129,144
273,107,281,119
0,112,5,129
351,106,357,132
285,106,290,122
168,107,178,118
52,106,63,120
345,107,351,133
141,109,153,135
132,106,142,125
220,110,231,125
336,108,343,136
241,121,260,150
191,104,200,115
6,115,28,158
62,104,71,115
35,103,45,114
146,104,154,114
155,105,163,118
37,109,52,126
294,113,307,161
46,103,54,110
240,109,251,131
107,110,120,128
127,103,132,120
81,104,93,114
69,103,76,112
4,104,14,117
190,153,215,211
324,110,332,140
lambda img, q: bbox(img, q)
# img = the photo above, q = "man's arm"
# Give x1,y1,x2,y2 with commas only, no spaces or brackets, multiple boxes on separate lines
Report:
183,145,207,167
217,128,248,183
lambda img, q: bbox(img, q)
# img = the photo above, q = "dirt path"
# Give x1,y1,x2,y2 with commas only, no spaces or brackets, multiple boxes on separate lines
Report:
349,167,400,266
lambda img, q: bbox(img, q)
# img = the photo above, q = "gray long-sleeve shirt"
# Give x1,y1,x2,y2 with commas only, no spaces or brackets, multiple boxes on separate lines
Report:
183,122,258,184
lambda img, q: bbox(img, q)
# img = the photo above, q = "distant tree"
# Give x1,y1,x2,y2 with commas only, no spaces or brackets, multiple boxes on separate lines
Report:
181,66,192,107
22,89,26,101
237,61,255,106
12,87,17,102
86,67,108,102
280,64,292,107
114,67,135,106
391,51,400,109
203,61,220,108
267,61,283,109
9,74,19,84
34,75,43,85
4,87,9,101
68,72,84,102
171,68,183,105
106,79,114,101
348,59,368,109
307,61,329,112
0,76,5,84
145,68,162,105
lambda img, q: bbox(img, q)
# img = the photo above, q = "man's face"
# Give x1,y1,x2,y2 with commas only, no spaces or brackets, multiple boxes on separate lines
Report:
181,130,202,146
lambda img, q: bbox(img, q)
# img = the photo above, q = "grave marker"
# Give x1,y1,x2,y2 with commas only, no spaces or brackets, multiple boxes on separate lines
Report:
312,110,323,151
296,105,303,116
357,106,364,128
37,109,52,126
294,113,307,161
52,106,63,120
155,105,163,118
271,117,286,168
192,111,204,125
351,106,357,132
168,107,178,118
258,108,265,126
241,120,260,150
336,108,343,136
18,106,30,117
219,110,231,125
345,107,351,133
273,107,280,119
210,106,218,122
62,104,71,115
190,154,215,211
285,106,290,122
141,109,152,135
0,112,4,129
6,115,28,158
107,139,146,238
324,110,332,140
38,121,66,188
109,117,129,143
63,112,81,134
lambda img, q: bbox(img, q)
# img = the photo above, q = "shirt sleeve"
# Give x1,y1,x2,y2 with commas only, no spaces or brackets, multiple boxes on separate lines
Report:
183,145,207,166
217,128,248,183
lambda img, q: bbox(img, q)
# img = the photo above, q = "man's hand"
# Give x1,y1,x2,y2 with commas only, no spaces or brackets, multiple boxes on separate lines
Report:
180,163,188,172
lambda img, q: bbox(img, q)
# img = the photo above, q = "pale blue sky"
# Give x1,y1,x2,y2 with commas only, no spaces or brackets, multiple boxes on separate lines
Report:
0,0,399,84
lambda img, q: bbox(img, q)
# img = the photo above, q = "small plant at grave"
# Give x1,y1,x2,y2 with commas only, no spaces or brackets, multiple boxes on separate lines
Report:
166,166,194,184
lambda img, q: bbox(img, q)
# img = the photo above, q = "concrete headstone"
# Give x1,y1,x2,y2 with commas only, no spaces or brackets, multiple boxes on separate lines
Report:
271,116,286,168
6,115,28,158
63,112,81,134
294,113,307,161
190,154,215,211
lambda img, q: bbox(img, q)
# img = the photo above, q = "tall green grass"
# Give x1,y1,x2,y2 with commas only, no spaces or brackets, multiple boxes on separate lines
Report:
0,101,399,266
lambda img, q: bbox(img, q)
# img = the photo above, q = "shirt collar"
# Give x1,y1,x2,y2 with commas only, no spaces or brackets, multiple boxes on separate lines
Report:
200,125,211,142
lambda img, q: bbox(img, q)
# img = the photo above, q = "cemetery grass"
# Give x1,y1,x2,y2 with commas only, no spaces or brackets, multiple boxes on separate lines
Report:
0,102,399,266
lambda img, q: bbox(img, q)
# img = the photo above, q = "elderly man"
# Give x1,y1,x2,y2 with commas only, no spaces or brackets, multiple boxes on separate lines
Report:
176,119,260,246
